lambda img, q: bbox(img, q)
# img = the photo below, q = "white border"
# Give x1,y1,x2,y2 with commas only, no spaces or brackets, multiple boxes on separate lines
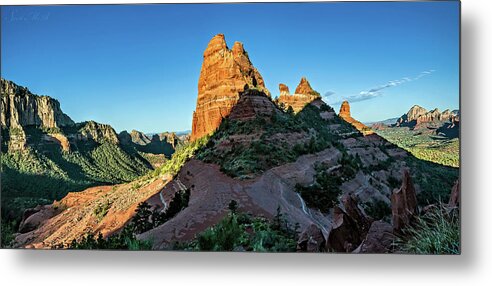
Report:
2,0,491,285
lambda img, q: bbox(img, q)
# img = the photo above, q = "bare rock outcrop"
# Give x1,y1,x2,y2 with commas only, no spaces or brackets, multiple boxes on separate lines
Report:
297,224,326,252
391,169,418,232
130,130,151,145
294,77,318,96
1,78,74,129
396,105,458,129
338,101,374,135
279,83,290,96
276,78,322,113
448,180,460,208
190,34,269,141
353,220,394,253
228,89,278,121
42,133,71,152
79,121,120,144
327,194,371,252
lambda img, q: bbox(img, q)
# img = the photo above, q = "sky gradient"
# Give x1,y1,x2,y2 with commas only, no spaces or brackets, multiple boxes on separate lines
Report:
1,2,460,133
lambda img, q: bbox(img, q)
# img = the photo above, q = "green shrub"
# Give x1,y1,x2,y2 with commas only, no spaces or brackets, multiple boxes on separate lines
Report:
363,199,392,221
156,135,209,177
65,230,152,250
395,205,460,254
197,102,351,178
175,203,298,252
93,200,112,221
296,153,359,213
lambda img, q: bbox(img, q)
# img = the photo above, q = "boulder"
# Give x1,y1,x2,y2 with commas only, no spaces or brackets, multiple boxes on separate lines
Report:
297,224,326,252
18,205,59,234
353,220,394,253
327,194,370,252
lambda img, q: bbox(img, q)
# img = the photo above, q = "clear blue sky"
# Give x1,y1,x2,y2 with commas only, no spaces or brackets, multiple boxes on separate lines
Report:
1,2,459,133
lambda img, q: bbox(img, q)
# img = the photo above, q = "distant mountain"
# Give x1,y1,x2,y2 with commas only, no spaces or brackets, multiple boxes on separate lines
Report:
395,105,459,130
0,78,165,221
365,117,399,126
371,104,460,167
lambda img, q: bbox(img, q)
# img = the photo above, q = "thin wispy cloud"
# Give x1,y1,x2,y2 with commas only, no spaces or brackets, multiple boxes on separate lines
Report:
324,90,336,97
324,70,435,105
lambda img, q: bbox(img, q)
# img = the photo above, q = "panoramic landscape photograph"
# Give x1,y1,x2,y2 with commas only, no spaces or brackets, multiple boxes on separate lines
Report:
0,1,460,253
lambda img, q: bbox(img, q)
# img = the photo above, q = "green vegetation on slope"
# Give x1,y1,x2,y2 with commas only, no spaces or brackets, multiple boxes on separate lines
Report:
295,152,360,213
154,135,210,177
197,102,356,178
405,155,459,205
174,203,299,252
395,205,460,254
63,189,191,249
1,126,153,247
376,127,459,167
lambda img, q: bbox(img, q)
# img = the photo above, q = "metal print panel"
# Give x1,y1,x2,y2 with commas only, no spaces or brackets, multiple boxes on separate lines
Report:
0,1,460,253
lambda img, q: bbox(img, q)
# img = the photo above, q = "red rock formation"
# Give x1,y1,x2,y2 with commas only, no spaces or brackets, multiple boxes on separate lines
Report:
190,34,269,141
353,221,394,253
42,133,71,152
371,122,387,130
396,105,457,129
327,194,371,252
296,224,326,252
338,101,374,135
228,89,278,121
18,205,61,234
279,83,290,96
294,77,318,95
448,180,460,208
276,78,321,112
391,169,418,232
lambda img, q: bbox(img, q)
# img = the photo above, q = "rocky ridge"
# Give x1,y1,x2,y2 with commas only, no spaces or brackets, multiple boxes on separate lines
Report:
1,78,75,129
396,105,458,129
276,77,322,112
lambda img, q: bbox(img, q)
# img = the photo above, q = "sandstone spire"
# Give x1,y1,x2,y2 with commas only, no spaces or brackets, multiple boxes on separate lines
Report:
294,77,318,96
338,101,374,135
191,34,269,141
276,77,321,113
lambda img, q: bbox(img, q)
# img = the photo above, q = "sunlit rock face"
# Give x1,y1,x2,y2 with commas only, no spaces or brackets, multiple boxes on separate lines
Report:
276,77,321,113
190,34,269,141
339,101,374,136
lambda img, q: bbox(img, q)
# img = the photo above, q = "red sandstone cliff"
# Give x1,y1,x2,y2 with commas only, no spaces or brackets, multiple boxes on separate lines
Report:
190,34,269,141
